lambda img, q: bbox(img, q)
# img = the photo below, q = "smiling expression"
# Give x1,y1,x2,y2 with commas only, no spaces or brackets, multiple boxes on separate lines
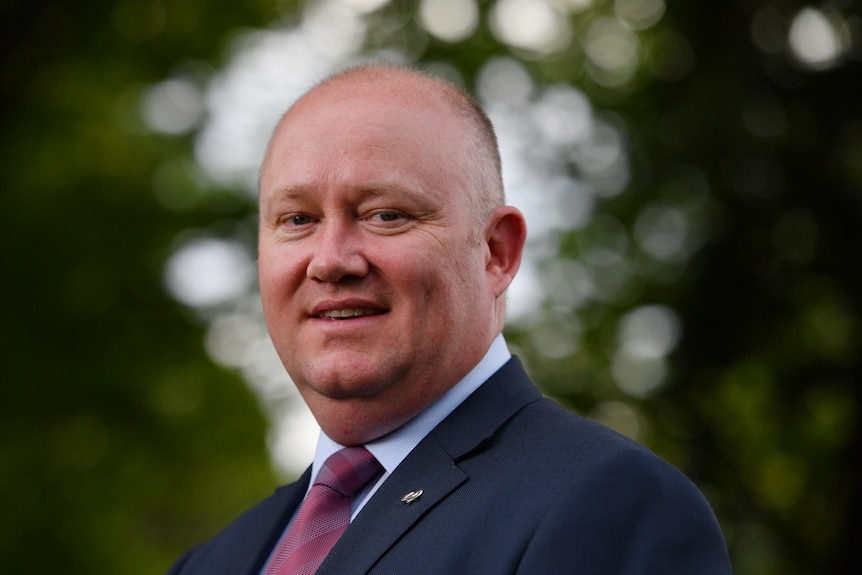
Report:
257,68,523,444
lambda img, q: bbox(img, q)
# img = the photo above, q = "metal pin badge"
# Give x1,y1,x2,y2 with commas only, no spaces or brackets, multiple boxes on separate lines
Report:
401,490,423,504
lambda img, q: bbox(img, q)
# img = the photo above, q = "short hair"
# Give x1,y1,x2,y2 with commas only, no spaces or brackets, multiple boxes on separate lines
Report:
307,63,505,230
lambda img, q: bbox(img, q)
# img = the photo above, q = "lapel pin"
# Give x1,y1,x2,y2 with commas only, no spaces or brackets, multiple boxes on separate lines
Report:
401,490,423,504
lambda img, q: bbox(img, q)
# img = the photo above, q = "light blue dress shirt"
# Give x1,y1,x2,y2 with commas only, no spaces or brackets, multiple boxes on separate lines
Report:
260,334,511,573
315,332,511,518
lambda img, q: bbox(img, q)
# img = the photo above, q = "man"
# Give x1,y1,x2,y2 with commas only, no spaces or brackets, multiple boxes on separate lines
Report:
167,64,732,574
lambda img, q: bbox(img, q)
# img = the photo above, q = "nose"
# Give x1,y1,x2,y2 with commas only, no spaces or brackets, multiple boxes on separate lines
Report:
306,219,369,282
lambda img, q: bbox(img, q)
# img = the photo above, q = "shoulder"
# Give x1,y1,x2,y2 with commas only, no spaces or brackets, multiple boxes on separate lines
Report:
509,397,702,498
164,473,309,575
449,357,707,497
508,400,732,572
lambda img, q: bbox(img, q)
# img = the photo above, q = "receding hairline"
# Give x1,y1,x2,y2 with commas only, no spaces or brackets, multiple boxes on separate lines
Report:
314,64,495,142
261,63,505,220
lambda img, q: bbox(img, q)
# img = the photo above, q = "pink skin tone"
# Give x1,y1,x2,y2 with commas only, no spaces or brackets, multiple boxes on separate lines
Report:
258,70,526,446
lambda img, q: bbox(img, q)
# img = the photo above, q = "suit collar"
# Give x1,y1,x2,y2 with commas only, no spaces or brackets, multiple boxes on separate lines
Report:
318,356,540,574
431,356,541,460
235,468,310,575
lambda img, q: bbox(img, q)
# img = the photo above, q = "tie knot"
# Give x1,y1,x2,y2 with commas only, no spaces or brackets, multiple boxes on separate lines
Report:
315,446,382,498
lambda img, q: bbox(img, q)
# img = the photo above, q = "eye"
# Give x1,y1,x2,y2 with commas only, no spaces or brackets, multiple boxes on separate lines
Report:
364,209,412,232
289,214,314,226
274,213,318,234
373,212,402,223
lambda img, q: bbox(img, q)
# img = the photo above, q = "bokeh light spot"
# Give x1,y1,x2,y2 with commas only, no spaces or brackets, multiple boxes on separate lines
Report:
418,0,479,42
141,78,204,135
788,7,847,70
490,0,571,54
617,304,682,360
590,400,644,440
164,236,255,309
585,17,639,85
614,0,665,30
634,202,691,262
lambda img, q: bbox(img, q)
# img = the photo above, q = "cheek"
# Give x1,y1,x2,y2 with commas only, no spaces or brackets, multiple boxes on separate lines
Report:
258,256,306,330
405,250,484,316
259,250,302,290
393,249,447,298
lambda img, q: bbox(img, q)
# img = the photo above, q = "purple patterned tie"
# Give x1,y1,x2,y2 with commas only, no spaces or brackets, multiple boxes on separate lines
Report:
265,447,383,575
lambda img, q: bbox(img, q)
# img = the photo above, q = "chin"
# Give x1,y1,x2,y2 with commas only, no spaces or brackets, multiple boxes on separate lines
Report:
300,370,393,402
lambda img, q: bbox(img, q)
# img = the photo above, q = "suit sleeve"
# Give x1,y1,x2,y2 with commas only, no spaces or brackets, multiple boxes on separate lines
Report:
515,443,732,574
164,550,193,575
160,474,310,575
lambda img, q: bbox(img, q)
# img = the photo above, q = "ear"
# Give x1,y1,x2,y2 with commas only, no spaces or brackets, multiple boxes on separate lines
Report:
484,206,527,298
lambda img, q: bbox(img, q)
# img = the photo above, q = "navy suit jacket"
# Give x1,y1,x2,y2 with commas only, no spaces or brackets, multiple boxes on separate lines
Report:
167,358,732,574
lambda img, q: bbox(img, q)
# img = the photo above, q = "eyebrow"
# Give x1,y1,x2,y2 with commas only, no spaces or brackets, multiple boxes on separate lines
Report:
264,185,310,202
264,181,423,204
259,185,311,212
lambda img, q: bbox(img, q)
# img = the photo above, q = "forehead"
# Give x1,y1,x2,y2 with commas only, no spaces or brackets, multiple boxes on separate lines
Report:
282,75,455,143
261,77,468,196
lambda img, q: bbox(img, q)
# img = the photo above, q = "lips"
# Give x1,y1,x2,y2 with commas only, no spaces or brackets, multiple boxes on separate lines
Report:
316,307,384,319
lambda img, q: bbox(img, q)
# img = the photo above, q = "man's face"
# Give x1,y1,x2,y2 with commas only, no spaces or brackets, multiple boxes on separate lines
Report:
258,80,499,444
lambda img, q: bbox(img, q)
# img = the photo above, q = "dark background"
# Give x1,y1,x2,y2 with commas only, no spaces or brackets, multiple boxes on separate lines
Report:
2,1,859,573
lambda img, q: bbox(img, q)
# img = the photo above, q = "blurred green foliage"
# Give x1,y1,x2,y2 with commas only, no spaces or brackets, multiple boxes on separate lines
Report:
1,1,283,573
2,1,860,574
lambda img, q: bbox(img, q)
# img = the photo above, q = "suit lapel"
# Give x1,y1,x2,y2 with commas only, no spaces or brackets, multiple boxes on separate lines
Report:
317,357,541,575
318,433,467,574
229,468,310,575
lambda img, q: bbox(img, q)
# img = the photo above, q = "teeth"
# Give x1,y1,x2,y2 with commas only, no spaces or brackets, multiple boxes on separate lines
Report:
319,307,380,319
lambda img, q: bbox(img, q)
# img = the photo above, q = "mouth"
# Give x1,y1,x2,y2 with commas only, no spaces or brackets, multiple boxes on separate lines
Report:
315,307,386,320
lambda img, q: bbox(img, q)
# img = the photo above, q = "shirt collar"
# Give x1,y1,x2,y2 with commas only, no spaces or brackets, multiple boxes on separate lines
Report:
310,333,511,484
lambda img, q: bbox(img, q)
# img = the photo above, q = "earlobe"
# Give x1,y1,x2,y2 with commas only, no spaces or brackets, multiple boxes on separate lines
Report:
485,206,527,298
